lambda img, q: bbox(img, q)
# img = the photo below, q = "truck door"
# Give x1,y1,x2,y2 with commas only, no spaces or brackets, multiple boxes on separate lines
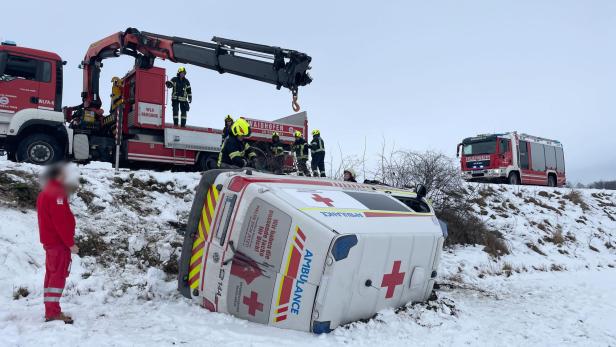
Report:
0,53,44,114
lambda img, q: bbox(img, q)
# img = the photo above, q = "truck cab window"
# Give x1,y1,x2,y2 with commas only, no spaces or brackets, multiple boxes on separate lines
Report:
4,55,38,80
519,141,529,169
499,139,510,154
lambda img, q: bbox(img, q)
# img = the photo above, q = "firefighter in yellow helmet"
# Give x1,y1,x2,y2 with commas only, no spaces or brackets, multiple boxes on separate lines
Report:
292,130,311,176
310,129,326,177
269,131,285,174
218,118,256,168
165,66,192,127
109,77,123,115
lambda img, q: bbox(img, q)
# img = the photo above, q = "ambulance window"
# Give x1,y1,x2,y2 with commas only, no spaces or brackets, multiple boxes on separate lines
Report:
216,194,237,246
344,191,410,212
394,196,431,213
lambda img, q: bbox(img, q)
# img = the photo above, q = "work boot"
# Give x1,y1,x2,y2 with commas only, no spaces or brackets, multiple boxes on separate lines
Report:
312,171,319,177
320,172,326,178
45,312,74,324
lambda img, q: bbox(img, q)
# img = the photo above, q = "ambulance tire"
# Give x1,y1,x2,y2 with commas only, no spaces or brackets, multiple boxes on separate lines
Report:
178,169,240,299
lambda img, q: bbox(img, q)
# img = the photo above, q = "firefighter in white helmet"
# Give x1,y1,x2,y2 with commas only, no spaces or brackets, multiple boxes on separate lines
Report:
343,168,357,182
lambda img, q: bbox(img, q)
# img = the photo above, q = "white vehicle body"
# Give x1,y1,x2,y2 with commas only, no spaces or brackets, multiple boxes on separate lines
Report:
178,170,445,333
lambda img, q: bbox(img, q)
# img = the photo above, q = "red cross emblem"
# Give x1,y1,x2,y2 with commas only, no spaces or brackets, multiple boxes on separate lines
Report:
311,193,334,207
242,291,264,316
381,260,405,299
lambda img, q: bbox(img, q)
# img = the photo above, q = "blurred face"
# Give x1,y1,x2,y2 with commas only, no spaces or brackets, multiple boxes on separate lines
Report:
226,119,233,127
179,72,186,78
344,171,352,180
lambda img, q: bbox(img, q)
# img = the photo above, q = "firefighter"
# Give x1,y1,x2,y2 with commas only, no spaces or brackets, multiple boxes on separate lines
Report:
37,163,79,324
343,168,357,182
218,118,256,168
310,129,326,177
109,77,123,115
222,115,234,144
269,132,285,174
292,130,311,176
165,66,192,127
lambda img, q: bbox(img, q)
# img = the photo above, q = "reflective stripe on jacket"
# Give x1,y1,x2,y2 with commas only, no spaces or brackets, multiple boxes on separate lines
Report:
293,138,309,159
170,76,192,102
310,135,325,154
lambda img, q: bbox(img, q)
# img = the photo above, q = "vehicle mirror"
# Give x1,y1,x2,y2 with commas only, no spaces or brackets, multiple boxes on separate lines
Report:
415,184,427,199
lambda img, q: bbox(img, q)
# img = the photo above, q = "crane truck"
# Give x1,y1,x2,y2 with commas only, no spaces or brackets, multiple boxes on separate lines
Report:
0,28,312,170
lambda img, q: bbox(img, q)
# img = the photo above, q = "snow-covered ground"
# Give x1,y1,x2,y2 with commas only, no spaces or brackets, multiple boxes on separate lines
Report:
1,161,615,346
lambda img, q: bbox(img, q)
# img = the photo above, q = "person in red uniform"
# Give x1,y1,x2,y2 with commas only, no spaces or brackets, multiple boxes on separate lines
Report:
37,163,79,324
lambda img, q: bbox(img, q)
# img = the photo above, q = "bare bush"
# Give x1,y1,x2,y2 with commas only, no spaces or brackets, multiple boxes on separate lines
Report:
372,147,508,257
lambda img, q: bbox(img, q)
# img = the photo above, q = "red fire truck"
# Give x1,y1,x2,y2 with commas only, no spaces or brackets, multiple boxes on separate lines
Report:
0,28,312,170
457,132,566,187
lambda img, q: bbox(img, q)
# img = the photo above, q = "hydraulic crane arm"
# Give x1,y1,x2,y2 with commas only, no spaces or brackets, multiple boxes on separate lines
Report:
78,27,312,112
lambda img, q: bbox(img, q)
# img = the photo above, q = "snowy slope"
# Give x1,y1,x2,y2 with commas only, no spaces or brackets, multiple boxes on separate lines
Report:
0,161,615,346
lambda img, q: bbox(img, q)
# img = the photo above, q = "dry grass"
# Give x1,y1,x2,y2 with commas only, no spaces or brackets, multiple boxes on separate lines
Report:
526,242,547,256
544,230,565,245
563,190,590,211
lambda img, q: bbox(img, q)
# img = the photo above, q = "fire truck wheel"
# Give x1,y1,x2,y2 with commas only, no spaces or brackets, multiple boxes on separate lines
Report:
507,172,520,185
16,134,64,165
548,175,557,187
196,153,217,171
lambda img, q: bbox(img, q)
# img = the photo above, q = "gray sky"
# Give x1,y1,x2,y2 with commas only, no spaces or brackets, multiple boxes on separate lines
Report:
3,0,615,183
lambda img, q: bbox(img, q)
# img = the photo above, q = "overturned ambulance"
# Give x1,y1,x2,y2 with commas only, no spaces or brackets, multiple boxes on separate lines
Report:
178,170,445,333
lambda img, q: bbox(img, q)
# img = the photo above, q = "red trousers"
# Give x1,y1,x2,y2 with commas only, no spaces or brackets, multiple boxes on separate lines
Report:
43,245,71,318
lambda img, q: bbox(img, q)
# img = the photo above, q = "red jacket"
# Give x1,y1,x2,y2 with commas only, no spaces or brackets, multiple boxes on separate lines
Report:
37,179,75,248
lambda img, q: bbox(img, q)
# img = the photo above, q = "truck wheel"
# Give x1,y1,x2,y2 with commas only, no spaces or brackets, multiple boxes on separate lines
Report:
196,153,218,171
548,175,557,187
507,172,520,185
16,134,64,165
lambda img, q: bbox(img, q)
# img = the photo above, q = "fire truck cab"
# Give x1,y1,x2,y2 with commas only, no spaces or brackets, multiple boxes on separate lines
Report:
178,170,445,333
457,132,566,187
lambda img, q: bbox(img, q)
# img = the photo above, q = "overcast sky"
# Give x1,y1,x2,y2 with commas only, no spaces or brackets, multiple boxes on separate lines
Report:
3,1,615,183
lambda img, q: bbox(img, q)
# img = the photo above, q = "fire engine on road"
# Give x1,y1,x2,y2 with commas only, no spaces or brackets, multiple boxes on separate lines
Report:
457,132,566,187
0,28,312,170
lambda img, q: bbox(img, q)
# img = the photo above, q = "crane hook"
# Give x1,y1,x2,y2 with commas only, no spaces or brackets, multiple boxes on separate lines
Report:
291,89,301,112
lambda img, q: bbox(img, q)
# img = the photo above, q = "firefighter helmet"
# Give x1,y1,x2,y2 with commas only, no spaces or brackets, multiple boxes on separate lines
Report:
272,131,279,138
231,118,251,137
178,66,187,74
312,129,320,136
294,130,302,138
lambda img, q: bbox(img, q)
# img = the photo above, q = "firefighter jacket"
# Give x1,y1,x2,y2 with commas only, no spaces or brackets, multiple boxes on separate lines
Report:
37,180,75,249
310,135,325,155
218,136,257,167
293,137,309,159
169,76,192,102
270,139,285,157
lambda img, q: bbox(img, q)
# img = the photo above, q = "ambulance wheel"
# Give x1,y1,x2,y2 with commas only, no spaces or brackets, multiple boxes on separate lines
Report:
507,172,520,185
16,134,64,165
